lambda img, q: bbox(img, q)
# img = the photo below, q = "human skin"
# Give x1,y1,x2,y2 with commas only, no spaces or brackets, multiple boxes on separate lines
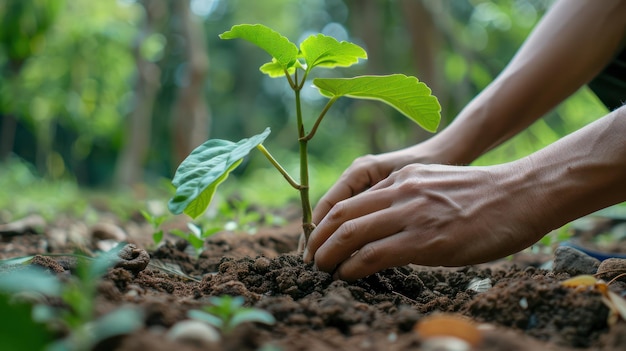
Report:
303,0,626,281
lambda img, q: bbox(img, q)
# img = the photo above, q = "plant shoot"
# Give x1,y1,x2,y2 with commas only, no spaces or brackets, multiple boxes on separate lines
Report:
168,24,441,246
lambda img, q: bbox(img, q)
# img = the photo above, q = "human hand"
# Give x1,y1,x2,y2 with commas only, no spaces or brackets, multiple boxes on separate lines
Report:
312,147,442,227
303,160,546,281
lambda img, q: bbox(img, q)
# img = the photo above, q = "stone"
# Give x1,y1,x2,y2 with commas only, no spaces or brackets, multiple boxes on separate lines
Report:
553,246,600,276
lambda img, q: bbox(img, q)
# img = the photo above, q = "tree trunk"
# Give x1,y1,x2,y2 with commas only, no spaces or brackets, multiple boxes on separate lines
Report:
400,0,442,97
348,1,387,154
0,114,17,161
114,0,165,187
400,0,445,137
170,0,210,168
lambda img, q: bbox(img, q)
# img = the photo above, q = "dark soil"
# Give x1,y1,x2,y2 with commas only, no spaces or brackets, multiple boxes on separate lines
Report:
1,211,626,351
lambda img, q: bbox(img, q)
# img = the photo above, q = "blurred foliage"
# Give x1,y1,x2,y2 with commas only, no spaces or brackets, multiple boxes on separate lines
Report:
0,0,611,208
0,155,164,223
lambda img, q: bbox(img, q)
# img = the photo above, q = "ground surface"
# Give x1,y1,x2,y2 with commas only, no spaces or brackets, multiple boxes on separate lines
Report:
1,206,626,351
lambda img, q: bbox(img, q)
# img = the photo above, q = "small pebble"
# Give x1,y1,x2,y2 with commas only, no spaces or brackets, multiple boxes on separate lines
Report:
553,246,600,276
115,244,151,273
596,258,626,282
166,320,221,345
254,256,272,273
92,222,127,242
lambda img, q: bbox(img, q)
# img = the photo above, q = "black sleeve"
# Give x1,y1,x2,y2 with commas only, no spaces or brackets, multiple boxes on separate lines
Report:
588,45,626,110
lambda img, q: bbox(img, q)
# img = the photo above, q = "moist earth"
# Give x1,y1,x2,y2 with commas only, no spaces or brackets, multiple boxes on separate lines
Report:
1,213,625,351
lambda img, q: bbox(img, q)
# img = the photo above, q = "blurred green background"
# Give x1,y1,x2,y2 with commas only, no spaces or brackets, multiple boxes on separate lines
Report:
0,0,609,215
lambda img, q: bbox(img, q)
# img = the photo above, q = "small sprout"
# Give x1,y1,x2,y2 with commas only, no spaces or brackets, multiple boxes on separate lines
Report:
0,247,143,350
171,222,221,258
188,295,275,334
140,210,168,246
218,199,264,234
153,230,164,245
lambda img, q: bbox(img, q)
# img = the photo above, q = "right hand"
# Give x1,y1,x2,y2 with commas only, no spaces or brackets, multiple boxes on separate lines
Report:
312,148,427,226
304,159,549,281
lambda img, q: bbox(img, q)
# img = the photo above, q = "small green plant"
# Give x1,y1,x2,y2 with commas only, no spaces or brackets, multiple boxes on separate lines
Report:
140,209,168,245
168,24,441,245
219,198,286,234
188,295,275,334
170,222,221,257
0,248,143,351
0,280,55,351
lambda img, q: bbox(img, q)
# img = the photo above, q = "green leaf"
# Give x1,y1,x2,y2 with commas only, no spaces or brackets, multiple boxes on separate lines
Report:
183,159,243,219
231,308,276,327
89,307,143,344
87,244,124,280
0,294,54,351
188,309,223,329
170,229,189,241
168,128,271,219
152,230,164,245
0,266,62,296
260,59,297,78
300,34,366,71
313,74,441,132
220,24,298,72
187,233,205,250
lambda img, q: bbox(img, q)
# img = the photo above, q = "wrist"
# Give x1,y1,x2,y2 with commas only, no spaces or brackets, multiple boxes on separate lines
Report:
516,108,626,233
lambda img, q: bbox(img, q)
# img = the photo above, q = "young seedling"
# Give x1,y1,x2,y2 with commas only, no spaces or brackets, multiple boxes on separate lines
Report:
140,210,168,246
168,24,441,247
188,295,275,334
170,222,221,258
0,247,143,350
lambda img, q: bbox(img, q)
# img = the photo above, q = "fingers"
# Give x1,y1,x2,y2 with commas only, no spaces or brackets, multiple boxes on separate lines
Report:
304,188,395,264
312,181,361,226
303,187,391,262
333,231,416,281
312,155,391,225
313,205,407,273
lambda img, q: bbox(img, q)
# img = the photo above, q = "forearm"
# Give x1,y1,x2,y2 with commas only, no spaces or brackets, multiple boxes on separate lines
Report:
420,0,626,165
523,106,626,233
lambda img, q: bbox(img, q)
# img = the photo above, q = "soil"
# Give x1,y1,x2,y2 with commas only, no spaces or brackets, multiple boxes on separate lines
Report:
1,208,626,351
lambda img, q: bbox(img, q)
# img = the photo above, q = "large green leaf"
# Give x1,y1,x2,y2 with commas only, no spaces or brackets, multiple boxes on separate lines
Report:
0,294,54,351
300,34,367,71
219,24,298,72
313,74,441,132
0,266,62,296
168,128,271,219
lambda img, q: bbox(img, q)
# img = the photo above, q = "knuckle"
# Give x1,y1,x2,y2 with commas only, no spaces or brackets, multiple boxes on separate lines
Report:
327,201,347,222
358,244,383,266
335,220,358,244
397,163,426,177
343,155,376,180
395,177,423,195
352,154,377,167
313,198,333,221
